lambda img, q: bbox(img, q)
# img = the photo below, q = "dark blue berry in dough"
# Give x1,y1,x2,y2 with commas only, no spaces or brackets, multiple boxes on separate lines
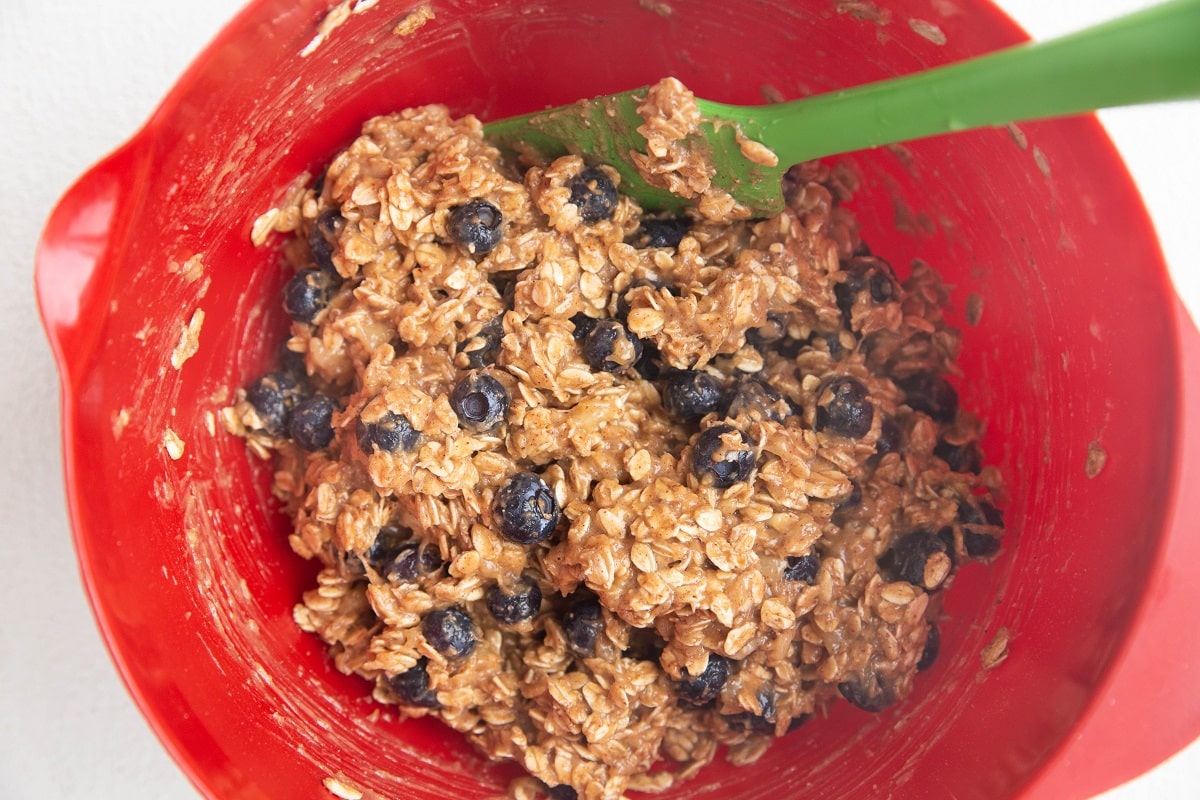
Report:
662,370,722,422
567,167,618,223
356,410,420,454
422,607,477,659
815,376,874,439
675,653,730,706
495,472,560,544
450,373,509,432
290,394,337,451
388,659,440,708
448,199,504,255
692,424,756,489
487,579,543,625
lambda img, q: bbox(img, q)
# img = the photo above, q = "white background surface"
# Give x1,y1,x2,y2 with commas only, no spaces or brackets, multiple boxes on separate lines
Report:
2,0,1197,797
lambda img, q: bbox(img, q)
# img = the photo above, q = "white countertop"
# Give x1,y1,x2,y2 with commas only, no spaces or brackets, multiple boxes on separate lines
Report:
2,0,1197,797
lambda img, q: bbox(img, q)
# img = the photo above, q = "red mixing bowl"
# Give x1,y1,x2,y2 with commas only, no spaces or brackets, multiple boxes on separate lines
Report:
34,1,1200,798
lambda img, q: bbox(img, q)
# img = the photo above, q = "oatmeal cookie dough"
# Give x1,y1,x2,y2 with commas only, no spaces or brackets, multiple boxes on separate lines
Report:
225,79,1005,800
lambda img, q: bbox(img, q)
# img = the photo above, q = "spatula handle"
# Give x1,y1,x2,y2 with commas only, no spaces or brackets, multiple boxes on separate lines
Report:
740,0,1200,165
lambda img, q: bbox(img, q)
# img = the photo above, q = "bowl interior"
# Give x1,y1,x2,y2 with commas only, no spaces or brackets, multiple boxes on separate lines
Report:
39,1,1181,798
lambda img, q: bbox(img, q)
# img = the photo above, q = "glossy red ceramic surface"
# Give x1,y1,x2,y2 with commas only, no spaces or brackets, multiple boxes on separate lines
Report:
35,1,1200,798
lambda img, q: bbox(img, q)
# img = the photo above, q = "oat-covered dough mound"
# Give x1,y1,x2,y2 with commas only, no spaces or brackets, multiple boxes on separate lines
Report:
226,85,1005,800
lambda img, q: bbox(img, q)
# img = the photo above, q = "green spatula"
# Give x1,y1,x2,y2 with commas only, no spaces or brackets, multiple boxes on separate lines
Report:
484,0,1200,216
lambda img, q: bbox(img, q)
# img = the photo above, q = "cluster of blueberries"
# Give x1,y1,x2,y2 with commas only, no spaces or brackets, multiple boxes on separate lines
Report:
244,163,1001,733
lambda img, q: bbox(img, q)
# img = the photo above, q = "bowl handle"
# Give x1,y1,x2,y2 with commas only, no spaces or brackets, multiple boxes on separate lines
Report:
1020,297,1200,799
35,140,148,381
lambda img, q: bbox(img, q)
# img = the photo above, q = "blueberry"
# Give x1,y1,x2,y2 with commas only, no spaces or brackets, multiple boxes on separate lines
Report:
831,481,862,526
567,167,618,223
356,410,419,454
788,713,813,732
897,374,959,423
868,272,897,303
308,208,344,272
422,607,477,659
834,256,900,328
963,531,1001,558
783,553,820,583
630,217,689,248
633,338,664,381
461,316,504,369
615,280,674,324
806,330,846,360
623,628,667,663
770,336,808,360
838,480,863,510
450,373,509,432
489,270,520,308
957,500,1005,529
245,370,304,435
875,416,902,456
289,394,338,451
675,653,730,706
939,525,957,553
692,424,756,489
562,598,603,657
546,786,578,800
582,319,643,373
814,376,874,439
447,199,504,255
383,542,443,582
388,659,440,708
754,688,777,723
336,546,368,579
283,268,338,323
838,676,894,712
956,502,985,526
917,623,940,672
309,233,336,274
494,472,560,544
726,688,777,733
277,343,309,381
364,525,409,570
745,313,789,348
486,578,543,625
934,439,983,474
882,529,953,587
314,206,344,239
662,370,722,422
570,312,598,341
723,378,786,424
728,712,776,735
